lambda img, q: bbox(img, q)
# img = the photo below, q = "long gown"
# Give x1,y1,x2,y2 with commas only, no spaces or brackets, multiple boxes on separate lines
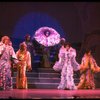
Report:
57,47,80,90
16,50,31,89
0,42,18,90
77,54,100,89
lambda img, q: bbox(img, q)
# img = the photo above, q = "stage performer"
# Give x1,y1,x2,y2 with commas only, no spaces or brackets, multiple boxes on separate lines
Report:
58,42,80,90
23,34,35,70
16,42,32,89
77,49,100,89
0,36,18,90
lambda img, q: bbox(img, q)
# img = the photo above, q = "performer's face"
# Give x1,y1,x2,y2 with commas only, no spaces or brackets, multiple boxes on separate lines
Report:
26,36,30,41
20,45,27,51
88,51,91,56
4,39,10,45
44,31,50,37
66,45,70,51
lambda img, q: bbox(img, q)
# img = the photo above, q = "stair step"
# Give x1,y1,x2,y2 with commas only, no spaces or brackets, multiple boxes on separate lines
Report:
13,77,80,83
13,77,60,83
13,72,61,78
13,82,79,89
13,72,79,78
34,68,59,72
13,82,59,89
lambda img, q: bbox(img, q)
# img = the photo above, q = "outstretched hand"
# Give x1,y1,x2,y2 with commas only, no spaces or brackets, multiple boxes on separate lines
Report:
27,67,32,72
95,66,100,73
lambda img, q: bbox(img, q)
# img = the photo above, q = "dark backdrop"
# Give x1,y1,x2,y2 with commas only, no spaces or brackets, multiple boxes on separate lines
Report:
0,2,100,43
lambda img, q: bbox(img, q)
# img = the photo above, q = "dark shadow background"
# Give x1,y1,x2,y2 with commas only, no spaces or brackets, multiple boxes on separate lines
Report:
0,2,100,42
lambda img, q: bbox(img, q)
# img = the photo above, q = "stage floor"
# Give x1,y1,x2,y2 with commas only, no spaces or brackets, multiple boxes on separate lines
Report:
0,89,100,99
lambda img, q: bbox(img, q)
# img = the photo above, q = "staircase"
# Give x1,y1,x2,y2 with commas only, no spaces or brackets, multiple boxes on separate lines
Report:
12,67,80,89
